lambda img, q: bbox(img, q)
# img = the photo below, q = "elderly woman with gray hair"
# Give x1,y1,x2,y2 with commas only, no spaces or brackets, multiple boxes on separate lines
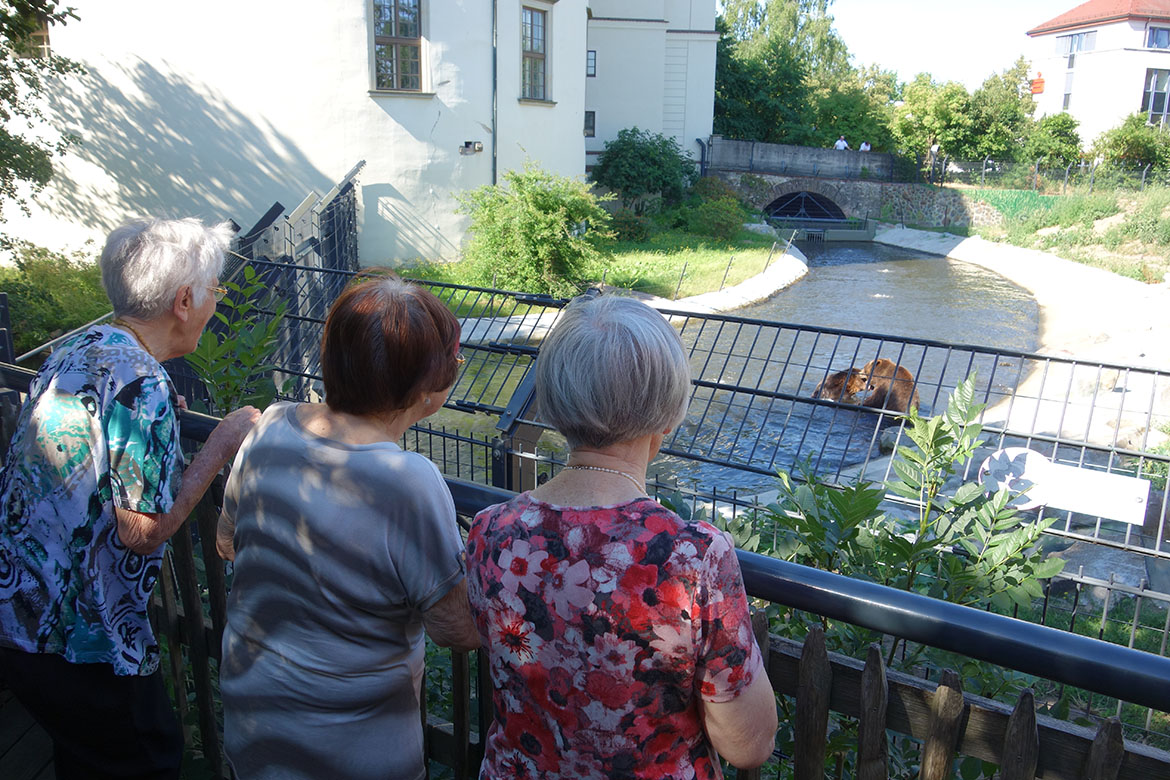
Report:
466,294,777,779
0,218,259,779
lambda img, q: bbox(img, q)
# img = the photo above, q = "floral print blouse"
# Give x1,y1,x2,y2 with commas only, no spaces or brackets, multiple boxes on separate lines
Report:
466,493,764,779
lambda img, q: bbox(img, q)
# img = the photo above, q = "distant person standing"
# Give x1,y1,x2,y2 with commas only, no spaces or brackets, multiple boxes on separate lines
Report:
859,140,872,152
834,135,850,150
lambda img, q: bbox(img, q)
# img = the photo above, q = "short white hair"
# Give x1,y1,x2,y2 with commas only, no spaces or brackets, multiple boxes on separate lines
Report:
535,294,691,450
100,218,233,319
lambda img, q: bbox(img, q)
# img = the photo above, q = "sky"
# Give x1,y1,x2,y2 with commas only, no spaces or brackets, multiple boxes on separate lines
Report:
828,0,1079,90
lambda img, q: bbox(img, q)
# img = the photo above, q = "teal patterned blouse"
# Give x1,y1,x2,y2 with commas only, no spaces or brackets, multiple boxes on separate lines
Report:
0,325,182,676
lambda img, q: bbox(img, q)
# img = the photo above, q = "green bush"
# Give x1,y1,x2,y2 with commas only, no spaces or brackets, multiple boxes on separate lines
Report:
610,209,652,242
689,175,739,203
591,127,697,211
1093,114,1170,170
0,241,109,357
457,165,613,298
680,196,747,239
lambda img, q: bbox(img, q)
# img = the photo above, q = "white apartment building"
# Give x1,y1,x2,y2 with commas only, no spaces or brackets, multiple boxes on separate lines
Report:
3,1,716,264
1027,0,1170,145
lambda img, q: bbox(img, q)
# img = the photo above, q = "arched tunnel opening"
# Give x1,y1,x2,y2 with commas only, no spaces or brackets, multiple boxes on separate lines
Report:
765,191,846,220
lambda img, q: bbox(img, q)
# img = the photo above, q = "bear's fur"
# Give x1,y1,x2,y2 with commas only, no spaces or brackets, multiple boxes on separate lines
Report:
858,358,919,414
812,368,868,404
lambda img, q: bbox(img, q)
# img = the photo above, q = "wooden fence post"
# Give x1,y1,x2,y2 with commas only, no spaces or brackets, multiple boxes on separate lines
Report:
857,644,888,780
1081,719,1124,780
918,669,964,780
1000,688,1039,780
794,626,831,780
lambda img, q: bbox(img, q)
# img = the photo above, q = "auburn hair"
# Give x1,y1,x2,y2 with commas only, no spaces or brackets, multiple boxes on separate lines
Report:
320,271,461,416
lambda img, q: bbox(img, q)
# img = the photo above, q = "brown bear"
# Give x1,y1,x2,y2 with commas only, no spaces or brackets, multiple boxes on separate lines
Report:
812,368,868,404
858,358,919,414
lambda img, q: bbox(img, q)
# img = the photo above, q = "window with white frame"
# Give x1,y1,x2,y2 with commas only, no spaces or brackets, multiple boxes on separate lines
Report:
1149,27,1170,49
586,49,596,77
1063,71,1074,110
1141,68,1170,126
584,111,595,137
1056,30,1096,55
373,0,422,91
522,7,547,100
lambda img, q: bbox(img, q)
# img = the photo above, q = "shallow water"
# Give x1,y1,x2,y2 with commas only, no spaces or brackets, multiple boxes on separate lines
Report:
738,241,1040,352
655,242,1042,495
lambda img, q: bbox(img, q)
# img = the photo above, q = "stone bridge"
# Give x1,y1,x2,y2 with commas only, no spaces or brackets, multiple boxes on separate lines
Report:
712,170,1002,229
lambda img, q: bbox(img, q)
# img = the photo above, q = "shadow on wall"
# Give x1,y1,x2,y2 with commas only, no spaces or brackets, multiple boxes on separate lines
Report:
364,182,461,264
46,59,332,234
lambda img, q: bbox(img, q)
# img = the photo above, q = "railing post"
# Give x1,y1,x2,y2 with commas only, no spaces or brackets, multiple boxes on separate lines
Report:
1033,160,1041,191
1064,162,1072,194
674,261,688,300
1090,162,1097,193
981,156,989,186
720,255,735,290
1142,163,1151,191
490,438,511,490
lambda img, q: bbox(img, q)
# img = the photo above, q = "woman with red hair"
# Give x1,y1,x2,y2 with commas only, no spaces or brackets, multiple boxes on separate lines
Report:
217,273,479,780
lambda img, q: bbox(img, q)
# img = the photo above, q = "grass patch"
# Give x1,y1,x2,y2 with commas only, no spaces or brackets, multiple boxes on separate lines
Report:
404,228,783,302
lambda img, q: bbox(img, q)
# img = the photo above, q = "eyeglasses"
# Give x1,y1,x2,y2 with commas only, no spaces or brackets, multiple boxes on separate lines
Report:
456,352,466,366
208,285,228,303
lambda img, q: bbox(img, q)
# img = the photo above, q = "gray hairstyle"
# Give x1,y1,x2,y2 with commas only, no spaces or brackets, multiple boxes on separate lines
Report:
100,218,233,319
535,294,692,450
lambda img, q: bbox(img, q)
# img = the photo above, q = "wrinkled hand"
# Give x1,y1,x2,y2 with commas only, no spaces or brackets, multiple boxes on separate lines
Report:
176,394,188,411
208,406,262,457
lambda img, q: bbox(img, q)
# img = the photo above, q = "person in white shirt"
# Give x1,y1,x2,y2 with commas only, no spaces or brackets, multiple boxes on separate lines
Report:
859,141,872,152
834,135,850,150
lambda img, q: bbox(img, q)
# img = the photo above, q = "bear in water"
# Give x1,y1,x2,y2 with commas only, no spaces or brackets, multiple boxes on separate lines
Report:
858,358,919,413
812,368,868,404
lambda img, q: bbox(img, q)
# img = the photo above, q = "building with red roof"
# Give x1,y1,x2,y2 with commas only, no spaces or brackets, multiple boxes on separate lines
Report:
1027,0,1170,144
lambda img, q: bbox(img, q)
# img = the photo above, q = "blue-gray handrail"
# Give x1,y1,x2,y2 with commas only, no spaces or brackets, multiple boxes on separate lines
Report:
2,360,1168,713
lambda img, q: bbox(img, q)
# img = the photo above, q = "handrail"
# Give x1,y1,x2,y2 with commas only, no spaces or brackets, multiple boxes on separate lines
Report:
435,476,1170,714
3,362,1169,715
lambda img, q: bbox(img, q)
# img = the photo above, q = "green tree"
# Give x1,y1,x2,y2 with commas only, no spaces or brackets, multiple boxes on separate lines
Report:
1,1,83,227
968,57,1036,161
590,127,696,211
715,0,895,148
1092,113,1170,170
1023,112,1081,166
458,165,613,298
891,74,974,159
713,18,813,145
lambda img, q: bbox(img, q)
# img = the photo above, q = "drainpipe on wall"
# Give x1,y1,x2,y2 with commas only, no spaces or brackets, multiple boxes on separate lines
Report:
695,137,708,178
492,0,498,186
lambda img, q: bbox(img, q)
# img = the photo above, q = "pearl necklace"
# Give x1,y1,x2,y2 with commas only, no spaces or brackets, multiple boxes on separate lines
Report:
566,464,646,493
112,318,156,360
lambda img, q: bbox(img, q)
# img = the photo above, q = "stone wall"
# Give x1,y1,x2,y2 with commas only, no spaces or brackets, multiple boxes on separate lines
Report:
707,135,893,180
717,170,1005,229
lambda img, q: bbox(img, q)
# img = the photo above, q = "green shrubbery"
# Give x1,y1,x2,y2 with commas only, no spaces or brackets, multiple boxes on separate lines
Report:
610,209,652,242
590,127,697,212
678,196,747,239
457,165,613,298
0,240,110,357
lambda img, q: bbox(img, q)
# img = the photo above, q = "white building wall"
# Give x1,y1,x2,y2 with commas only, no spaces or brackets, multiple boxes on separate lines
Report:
585,0,715,167
3,0,588,265
1030,18,1170,147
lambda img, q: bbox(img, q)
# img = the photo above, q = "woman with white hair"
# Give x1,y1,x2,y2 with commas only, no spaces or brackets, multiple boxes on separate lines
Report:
0,217,260,779
466,294,777,779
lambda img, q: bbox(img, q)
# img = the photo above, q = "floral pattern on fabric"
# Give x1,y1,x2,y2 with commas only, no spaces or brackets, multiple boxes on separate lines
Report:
467,494,763,780
0,326,181,676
